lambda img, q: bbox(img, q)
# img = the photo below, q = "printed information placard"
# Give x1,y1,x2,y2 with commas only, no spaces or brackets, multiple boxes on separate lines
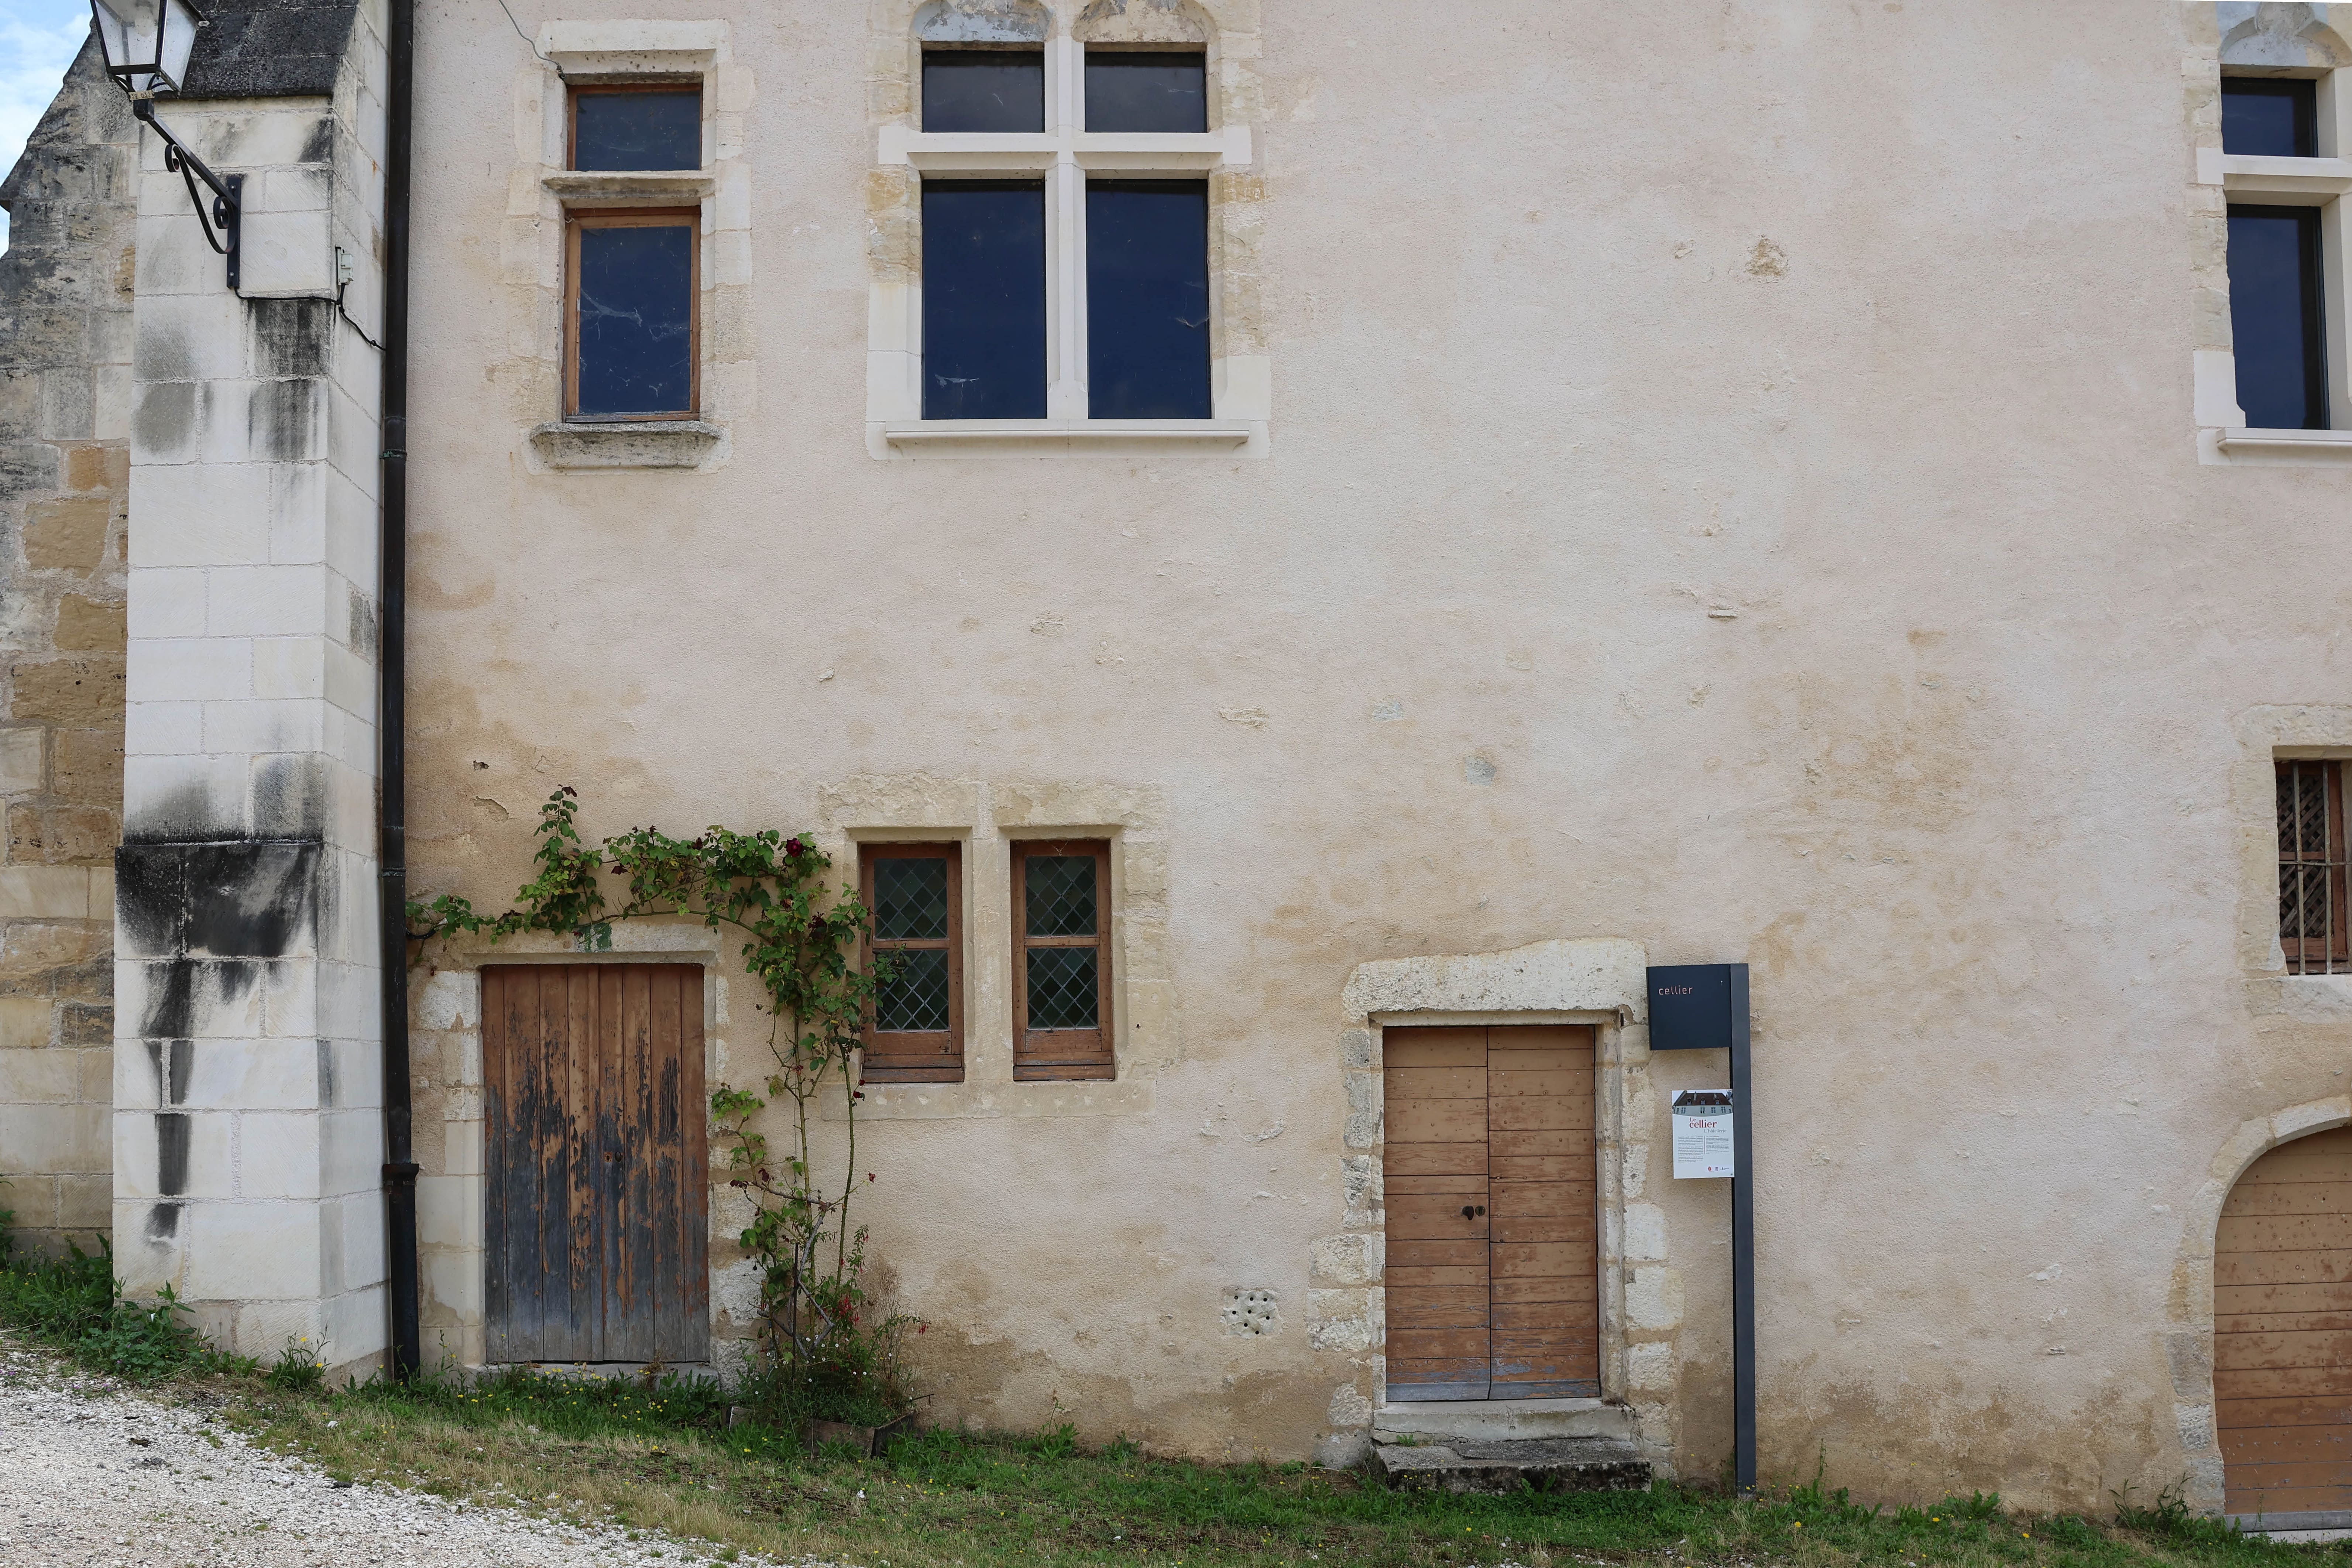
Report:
1671,1090,1735,1179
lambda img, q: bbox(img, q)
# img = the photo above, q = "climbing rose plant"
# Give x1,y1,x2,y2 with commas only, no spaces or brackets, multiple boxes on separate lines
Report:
408,788,920,1421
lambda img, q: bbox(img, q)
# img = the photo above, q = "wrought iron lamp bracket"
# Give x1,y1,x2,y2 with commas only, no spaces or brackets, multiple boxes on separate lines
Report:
131,96,241,289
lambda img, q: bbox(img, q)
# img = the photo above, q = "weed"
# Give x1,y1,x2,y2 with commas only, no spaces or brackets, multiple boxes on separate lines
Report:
2112,1481,2245,1546
268,1337,327,1392
0,1240,234,1382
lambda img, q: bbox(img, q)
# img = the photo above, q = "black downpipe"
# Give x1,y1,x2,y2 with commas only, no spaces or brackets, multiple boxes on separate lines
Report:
378,0,420,1381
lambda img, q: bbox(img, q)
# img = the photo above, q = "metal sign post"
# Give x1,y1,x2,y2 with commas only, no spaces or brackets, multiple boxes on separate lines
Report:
1649,963,1756,1495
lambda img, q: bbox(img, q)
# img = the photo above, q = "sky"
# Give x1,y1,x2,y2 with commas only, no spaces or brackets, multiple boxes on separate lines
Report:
0,0,97,250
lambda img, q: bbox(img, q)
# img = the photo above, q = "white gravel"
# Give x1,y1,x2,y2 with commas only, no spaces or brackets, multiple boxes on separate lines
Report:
0,1343,856,1568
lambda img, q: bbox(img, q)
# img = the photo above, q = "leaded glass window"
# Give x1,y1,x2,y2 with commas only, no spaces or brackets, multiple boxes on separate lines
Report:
861,844,964,1081
1013,841,1114,1081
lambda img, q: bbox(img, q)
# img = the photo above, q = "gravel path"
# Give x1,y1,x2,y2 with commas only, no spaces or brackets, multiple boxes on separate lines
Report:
0,1344,851,1568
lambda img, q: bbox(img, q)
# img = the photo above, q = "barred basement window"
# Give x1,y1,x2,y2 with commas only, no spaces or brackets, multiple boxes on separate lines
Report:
862,843,964,1081
1012,839,1114,1081
2279,759,2350,974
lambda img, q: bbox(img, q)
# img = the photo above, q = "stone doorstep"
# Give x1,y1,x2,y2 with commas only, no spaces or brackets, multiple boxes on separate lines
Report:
1373,1436,1651,1495
1373,1396,1635,1447
2228,1510,2352,1537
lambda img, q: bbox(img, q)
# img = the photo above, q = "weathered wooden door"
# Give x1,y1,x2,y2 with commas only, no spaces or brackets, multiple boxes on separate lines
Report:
2218,1126,2352,1522
1383,1025,1598,1401
484,964,709,1364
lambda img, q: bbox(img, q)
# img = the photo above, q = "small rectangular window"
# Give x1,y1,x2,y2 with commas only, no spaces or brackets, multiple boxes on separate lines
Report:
862,843,964,1082
2280,761,2350,975
923,180,1048,419
2228,204,2329,430
1085,51,1208,133
565,209,697,421
2222,78,2317,158
570,86,703,171
923,49,1045,133
1086,180,1211,419
1012,840,1114,1081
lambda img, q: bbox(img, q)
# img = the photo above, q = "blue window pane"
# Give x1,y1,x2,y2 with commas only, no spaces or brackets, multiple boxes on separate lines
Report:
923,51,1044,132
573,90,701,171
1086,181,1209,419
923,181,1047,419
1085,52,1207,133
575,224,694,418
2222,79,2315,158
2228,205,2328,430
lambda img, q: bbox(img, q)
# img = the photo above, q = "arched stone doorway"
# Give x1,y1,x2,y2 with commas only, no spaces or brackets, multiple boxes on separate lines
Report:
2218,1126,2352,1525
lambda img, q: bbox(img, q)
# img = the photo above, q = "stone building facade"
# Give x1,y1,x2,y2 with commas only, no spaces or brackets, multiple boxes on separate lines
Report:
0,42,135,1257
18,0,2352,1521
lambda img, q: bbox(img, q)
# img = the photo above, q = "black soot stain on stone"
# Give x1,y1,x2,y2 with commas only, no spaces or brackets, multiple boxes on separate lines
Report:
247,377,319,462
144,1039,193,1106
251,755,329,842
145,1202,180,1241
135,961,196,1040
131,380,199,459
249,296,331,379
118,838,323,1042
299,116,333,165
155,1112,190,1196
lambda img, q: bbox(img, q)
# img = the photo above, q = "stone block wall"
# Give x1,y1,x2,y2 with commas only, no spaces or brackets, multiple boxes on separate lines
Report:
113,1,389,1371
0,41,136,1256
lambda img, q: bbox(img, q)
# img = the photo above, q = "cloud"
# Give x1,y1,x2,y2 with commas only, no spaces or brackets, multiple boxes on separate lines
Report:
1,1,100,252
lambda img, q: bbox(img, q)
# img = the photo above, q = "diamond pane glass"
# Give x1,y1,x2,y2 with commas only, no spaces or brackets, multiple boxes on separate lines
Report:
1025,856,1096,938
876,949,950,1033
1026,947,1098,1030
875,858,950,940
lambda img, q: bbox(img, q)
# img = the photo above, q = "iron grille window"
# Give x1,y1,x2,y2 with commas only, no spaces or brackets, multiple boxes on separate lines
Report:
2279,759,2351,974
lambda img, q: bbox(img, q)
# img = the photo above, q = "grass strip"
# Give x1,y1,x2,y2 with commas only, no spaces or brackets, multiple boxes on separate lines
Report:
4,1236,2343,1568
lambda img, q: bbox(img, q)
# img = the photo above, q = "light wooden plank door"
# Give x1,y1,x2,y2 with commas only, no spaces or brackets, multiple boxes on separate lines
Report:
1489,1025,1600,1397
1383,1024,1599,1402
484,964,710,1365
2218,1126,2352,1521
1383,1027,1492,1400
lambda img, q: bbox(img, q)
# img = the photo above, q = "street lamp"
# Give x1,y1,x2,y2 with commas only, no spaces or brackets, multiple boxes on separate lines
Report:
90,0,242,289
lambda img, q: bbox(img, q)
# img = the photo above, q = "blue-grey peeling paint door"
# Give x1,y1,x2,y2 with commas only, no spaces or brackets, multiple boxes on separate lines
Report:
484,964,708,1365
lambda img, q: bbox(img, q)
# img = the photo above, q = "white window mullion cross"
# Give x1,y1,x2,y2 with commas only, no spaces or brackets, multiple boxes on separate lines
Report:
878,30,1255,445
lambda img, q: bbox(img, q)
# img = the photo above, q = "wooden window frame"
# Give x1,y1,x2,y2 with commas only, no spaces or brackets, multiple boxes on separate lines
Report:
2279,759,2352,974
567,81,706,172
860,842,964,1083
563,207,702,423
1012,838,1115,1081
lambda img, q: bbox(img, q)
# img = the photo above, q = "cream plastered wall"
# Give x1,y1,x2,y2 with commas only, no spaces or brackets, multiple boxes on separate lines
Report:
403,0,2352,1502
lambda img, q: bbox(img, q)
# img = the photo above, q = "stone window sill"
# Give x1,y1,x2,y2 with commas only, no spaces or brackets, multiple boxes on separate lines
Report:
2198,148,2352,203
540,171,716,206
2217,428,2352,464
818,1078,1154,1121
881,421,1251,457
529,420,723,470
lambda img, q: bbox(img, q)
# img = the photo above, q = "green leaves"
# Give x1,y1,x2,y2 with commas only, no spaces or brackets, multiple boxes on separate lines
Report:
408,787,917,1421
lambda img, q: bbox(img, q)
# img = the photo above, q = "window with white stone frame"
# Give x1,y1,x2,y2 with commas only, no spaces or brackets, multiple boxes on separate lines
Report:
870,2,1264,456
2197,7,2352,464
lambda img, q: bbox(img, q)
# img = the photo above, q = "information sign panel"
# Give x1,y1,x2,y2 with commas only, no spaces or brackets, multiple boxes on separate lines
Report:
1671,1089,1736,1178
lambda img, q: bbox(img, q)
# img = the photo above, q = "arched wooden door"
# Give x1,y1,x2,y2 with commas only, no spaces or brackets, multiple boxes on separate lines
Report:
2217,1126,2352,1524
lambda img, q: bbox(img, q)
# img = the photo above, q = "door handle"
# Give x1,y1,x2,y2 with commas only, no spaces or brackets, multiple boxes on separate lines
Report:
1461,1204,1486,1219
